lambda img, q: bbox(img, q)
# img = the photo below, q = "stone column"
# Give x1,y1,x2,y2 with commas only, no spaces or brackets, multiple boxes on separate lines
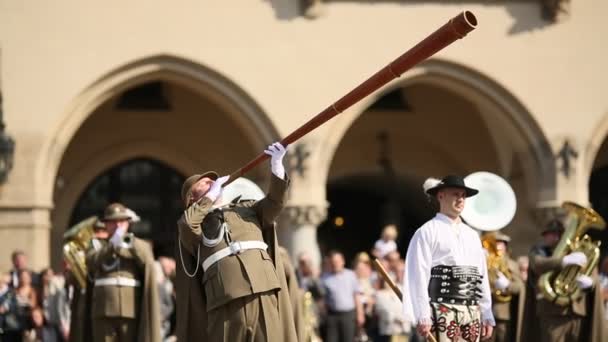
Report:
276,138,327,269
0,207,51,271
278,204,326,269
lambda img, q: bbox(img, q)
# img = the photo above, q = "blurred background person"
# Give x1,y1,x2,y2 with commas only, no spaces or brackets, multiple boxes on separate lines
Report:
373,225,399,259
38,267,69,340
321,250,364,342
374,276,411,342
517,256,529,283
353,252,376,341
1,272,23,341
23,306,63,342
10,251,36,289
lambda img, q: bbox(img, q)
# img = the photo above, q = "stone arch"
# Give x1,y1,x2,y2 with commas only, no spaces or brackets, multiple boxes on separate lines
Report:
585,110,608,174
317,58,555,206
37,54,279,206
43,54,280,266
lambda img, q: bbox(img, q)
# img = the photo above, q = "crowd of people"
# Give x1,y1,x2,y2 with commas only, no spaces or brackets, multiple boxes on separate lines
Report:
0,247,179,342
2,141,608,342
2,226,607,342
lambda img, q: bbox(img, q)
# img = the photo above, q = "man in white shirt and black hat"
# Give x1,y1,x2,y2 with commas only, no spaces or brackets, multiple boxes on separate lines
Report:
403,175,495,341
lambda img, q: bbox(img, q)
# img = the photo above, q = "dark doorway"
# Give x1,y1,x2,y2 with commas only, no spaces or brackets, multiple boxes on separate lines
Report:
69,158,185,257
589,166,608,260
317,174,434,265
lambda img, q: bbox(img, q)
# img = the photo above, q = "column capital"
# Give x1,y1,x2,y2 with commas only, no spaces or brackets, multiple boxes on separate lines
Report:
281,204,327,227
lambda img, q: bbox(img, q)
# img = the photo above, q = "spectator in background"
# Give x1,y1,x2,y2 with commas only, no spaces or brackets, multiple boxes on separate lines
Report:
373,225,399,259
9,251,36,288
1,272,23,341
155,257,175,341
38,268,69,340
384,251,402,280
321,250,364,342
517,255,529,283
296,252,325,340
15,269,38,333
600,256,608,320
23,306,63,342
353,253,376,342
374,276,411,342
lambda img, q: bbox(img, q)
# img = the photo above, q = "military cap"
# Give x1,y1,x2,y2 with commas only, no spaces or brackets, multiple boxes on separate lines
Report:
181,171,219,205
495,232,511,243
102,203,132,222
93,217,106,230
542,219,564,235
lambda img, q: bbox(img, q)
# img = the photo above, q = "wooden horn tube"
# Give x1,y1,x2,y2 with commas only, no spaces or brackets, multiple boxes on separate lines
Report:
226,11,477,185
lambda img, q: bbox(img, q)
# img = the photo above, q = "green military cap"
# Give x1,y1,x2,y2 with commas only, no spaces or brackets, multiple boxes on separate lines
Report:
542,219,564,235
102,203,132,222
495,232,511,243
181,171,219,205
93,217,106,230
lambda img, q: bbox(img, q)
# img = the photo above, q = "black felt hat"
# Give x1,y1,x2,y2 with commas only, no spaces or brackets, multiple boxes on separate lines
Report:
425,175,479,198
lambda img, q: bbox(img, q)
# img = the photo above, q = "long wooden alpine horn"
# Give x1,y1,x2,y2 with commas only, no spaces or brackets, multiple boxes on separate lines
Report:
226,11,477,185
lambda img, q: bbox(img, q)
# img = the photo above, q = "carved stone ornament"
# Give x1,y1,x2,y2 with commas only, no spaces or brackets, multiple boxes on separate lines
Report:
282,205,327,227
541,0,571,22
286,142,311,179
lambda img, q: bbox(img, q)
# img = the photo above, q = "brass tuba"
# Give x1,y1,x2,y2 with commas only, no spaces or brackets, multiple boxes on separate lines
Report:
63,216,98,289
302,291,322,342
538,201,606,306
482,232,513,303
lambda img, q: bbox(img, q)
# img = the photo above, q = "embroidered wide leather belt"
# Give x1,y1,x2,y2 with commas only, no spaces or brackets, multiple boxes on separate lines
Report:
429,265,482,305
202,240,268,272
94,276,140,287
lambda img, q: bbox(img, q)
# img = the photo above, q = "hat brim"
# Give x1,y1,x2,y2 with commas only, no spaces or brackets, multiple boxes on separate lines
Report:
426,185,478,198
541,228,562,235
495,235,511,243
102,214,132,222
192,171,219,185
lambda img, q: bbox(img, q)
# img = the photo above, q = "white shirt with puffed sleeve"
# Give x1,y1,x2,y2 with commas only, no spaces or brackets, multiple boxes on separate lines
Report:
402,213,495,326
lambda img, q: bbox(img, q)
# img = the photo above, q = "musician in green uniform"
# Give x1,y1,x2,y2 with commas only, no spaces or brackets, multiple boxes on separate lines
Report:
68,218,107,342
522,219,606,342
86,203,161,342
175,142,298,341
485,232,524,342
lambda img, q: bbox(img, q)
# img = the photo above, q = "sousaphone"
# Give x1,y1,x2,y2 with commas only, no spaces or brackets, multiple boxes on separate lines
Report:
461,171,517,232
221,177,265,202
461,171,517,302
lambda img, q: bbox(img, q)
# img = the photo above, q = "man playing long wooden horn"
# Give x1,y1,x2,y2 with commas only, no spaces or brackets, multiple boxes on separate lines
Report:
175,142,298,342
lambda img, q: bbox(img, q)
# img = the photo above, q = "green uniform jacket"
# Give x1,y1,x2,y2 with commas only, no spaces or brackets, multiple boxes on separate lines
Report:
67,272,86,342
86,237,161,342
520,247,606,342
175,174,298,341
280,246,306,342
491,257,526,342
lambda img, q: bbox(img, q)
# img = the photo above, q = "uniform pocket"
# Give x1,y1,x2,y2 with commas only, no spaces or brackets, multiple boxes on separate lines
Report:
202,265,224,311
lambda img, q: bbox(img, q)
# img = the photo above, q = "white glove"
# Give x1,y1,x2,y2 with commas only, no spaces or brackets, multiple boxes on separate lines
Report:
494,271,510,291
204,175,230,203
562,251,587,267
109,224,128,247
264,142,287,180
575,275,593,289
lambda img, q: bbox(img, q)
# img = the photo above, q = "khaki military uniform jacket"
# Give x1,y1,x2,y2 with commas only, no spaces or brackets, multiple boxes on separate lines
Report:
492,258,524,321
530,254,590,317
520,244,606,342
86,236,161,342
176,174,298,341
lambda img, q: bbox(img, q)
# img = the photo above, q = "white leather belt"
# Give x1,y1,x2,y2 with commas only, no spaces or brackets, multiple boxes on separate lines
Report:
94,277,140,287
202,240,268,272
